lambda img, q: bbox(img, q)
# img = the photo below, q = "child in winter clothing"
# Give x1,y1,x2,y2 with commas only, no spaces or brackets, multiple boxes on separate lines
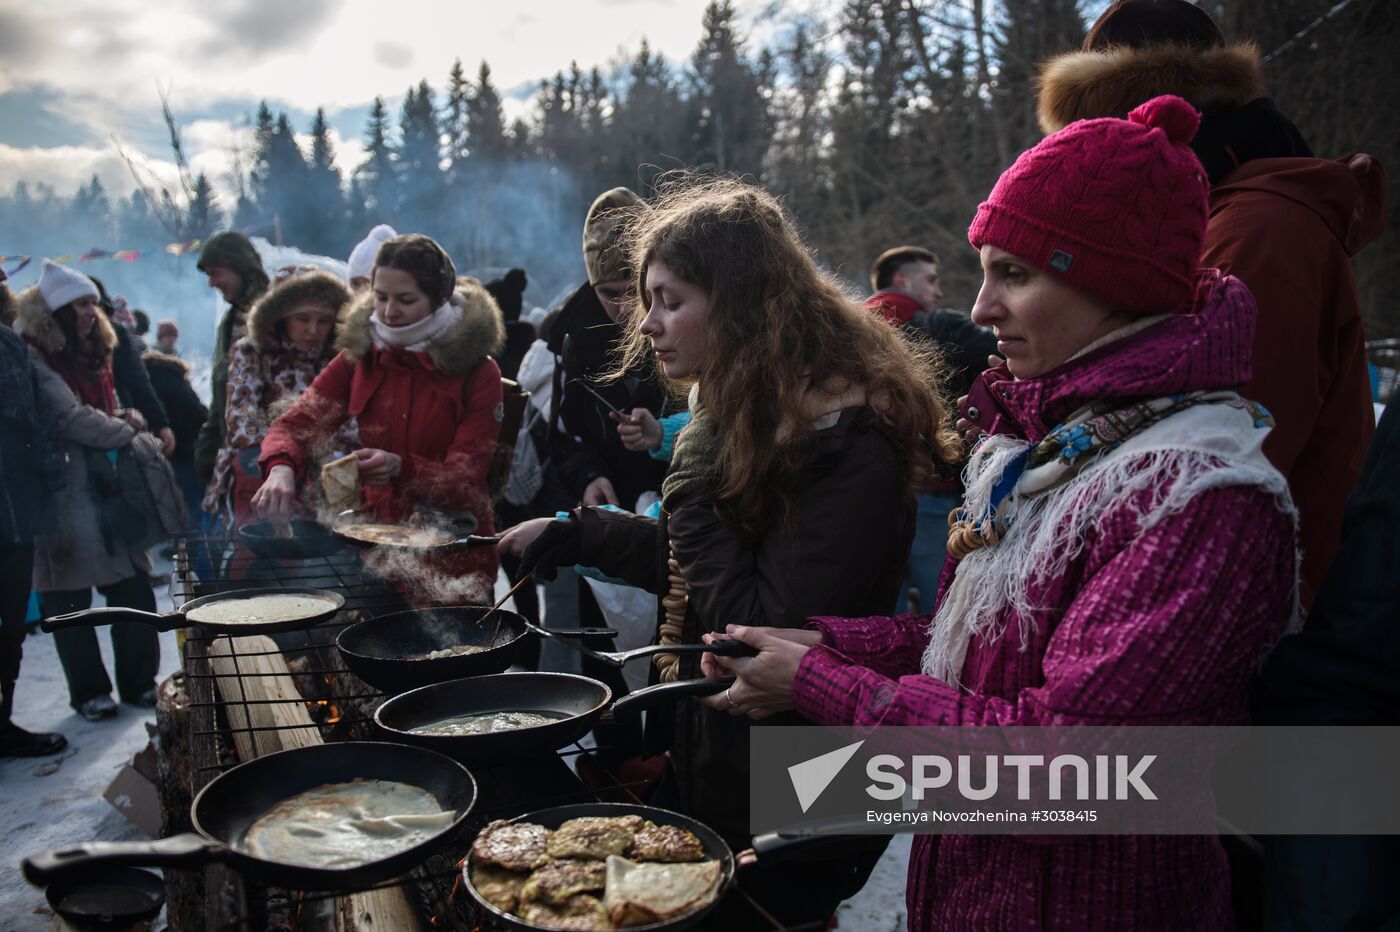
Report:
705,97,1298,931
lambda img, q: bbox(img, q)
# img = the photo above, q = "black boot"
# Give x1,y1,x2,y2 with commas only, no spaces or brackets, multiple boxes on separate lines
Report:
0,722,68,758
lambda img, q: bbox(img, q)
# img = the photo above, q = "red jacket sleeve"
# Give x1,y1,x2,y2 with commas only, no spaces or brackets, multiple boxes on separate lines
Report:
397,359,503,511
258,352,354,479
792,485,1295,728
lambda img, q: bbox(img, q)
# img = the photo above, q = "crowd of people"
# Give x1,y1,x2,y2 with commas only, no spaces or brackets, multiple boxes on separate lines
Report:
0,1,1393,929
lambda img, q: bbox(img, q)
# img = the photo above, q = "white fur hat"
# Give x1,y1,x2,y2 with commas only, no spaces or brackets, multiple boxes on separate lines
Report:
38,259,98,310
347,224,397,282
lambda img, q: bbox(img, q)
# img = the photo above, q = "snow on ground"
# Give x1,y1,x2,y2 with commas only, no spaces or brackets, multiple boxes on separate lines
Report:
1,559,181,931
0,564,911,930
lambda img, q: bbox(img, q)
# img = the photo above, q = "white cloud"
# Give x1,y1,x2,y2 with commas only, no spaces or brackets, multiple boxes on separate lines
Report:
0,143,178,201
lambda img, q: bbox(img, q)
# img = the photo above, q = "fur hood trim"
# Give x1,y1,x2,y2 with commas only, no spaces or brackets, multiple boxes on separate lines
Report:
337,278,505,375
1036,42,1268,134
13,284,117,355
247,270,351,351
142,350,192,374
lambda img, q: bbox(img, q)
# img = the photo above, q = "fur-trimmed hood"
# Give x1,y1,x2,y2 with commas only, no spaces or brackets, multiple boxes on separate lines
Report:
13,284,117,356
1037,42,1267,134
246,270,351,351
142,349,192,375
337,278,505,376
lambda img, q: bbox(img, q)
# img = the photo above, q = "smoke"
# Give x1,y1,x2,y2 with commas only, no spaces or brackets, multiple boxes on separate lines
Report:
360,543,494,607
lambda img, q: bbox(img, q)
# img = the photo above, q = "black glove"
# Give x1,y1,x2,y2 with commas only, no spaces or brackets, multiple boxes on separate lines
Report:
518,515,582,581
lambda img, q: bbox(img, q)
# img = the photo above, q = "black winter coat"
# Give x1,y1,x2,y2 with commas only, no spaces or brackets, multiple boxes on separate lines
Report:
545,283,668,508
574,406,915,844
906,308,999,400
143,352,208,465
0,326,59,544
1250,401,1400,930
110,322,169,432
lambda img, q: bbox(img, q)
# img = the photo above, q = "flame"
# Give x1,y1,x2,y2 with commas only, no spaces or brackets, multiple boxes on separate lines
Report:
292,892,304,926
326,704,342,724
449,870,462,900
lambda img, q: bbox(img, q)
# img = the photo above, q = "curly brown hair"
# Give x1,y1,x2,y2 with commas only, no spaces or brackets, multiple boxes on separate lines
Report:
611,175,962,536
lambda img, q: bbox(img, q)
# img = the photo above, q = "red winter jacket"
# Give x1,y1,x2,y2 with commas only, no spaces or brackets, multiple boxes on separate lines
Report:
1204,155,1385,610
261,288,506,603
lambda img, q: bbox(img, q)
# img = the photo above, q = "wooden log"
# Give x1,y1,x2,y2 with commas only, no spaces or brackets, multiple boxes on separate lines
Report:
208,635,321,758
155,672,204,932
207,635,422,932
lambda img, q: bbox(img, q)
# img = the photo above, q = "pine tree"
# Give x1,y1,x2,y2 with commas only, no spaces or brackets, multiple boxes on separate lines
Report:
304,108,345,253
186,173,222,239
444,59,471,174
467,61,507,162
397,80,443,232
357,96,398,220
688,1,772,175
613,38,686,190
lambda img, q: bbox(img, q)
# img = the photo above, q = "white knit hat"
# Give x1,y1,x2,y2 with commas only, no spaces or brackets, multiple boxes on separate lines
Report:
347,224,397,282
38,259,99,311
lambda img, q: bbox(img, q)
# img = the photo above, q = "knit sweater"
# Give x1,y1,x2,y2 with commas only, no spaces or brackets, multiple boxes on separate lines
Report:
791,270,1297,930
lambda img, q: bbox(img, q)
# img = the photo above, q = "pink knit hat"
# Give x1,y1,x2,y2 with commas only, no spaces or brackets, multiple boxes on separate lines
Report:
968,94,1209,314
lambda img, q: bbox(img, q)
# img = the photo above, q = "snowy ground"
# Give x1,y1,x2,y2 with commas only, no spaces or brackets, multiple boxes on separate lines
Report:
0,560,909,931
0,560,182,931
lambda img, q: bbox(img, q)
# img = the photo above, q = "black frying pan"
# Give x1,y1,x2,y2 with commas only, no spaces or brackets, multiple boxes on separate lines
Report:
374,672,731,764
337,606,618,693
332,513,499,553
23,742,477,893
44,867,164,930
41,587,346,635
461,802,806,931
239,519,345,559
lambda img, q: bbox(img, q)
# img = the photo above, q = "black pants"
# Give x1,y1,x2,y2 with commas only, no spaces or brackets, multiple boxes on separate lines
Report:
40,575,159,708
0,543,33,727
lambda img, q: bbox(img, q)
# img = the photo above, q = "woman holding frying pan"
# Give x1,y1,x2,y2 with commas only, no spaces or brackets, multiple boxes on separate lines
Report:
699,99,1298,930
500,175,963,927
252,235,505,603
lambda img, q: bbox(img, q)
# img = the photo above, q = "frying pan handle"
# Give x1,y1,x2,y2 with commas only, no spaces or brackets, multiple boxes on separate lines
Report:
610,640,759,665
41,607,179,634
611,677,734,716
23,834,222,886
449,535,502,550
540,626,619,638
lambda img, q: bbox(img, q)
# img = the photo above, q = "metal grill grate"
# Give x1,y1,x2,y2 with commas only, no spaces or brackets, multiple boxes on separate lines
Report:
172,536,811,931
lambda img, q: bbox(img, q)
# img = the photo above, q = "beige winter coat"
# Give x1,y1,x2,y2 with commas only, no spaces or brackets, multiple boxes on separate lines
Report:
16,287,152,591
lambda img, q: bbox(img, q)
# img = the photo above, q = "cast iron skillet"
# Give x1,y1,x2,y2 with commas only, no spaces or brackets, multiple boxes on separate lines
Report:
41,587,346,635
44,867,164,931
23,742,477,892
460,802,807,931
332,512,499,553
373,671,733,764
337,606,619,692
239,519,345,560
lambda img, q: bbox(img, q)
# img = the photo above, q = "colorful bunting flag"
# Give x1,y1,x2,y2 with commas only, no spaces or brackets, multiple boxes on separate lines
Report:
79,248,112,262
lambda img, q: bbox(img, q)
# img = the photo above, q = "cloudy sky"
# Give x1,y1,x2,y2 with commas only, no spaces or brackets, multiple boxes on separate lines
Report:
0,0,797,203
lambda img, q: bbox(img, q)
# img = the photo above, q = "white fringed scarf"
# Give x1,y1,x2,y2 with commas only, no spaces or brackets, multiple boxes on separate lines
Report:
921,399,1298,685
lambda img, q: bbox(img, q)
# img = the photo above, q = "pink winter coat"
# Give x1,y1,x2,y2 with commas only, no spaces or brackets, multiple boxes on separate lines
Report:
791,271,1297,931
